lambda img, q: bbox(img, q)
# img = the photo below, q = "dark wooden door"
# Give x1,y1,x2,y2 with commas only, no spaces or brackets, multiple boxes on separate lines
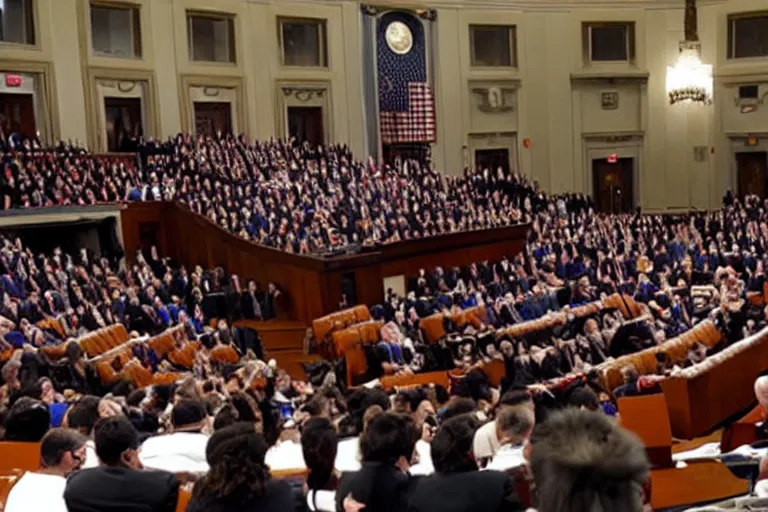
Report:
194,102,233,136
475,148,510,174
736,152,768,199
0,93,36,138
592,157,634,214
287,106,324,146
104,97,143,152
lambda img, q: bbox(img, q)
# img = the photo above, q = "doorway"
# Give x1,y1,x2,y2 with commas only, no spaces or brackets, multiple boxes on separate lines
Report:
0,93,36,138
592,157,634,213
287,106,324,146
104,97,143,152
194,102,233,136
736,152,768,199
475,148,510,174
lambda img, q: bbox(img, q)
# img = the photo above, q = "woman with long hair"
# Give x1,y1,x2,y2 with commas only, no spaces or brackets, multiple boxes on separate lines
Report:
301,417,339,511
187,422,301,512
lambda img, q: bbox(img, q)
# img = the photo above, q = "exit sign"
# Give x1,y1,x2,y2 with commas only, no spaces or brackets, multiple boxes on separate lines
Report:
607,153,618,163
5,74,22,87
746,136,759,147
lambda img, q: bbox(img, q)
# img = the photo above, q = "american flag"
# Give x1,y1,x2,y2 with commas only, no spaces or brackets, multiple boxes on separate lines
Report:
377,12,436,144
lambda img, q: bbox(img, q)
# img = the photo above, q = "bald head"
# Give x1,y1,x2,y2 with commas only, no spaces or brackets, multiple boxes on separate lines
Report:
755,376,768,410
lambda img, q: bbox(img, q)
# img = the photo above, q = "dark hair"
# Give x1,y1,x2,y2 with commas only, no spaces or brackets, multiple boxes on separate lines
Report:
172,400,207,430
126,390,146,408
360,413,419,465
431,414,481,474
67,396,101,436
499,389,533,408
530,409,649,512
213,403,239,431
496,406,534,442
568,387,600,412
3,397,50,442
194,422,269,504
230,392,261,424
433,385,450,405
440,398,477,422
40,428,88,468
93,416,139,466
301,417,338,503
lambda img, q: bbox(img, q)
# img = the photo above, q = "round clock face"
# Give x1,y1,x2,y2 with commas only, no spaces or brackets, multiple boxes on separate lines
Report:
385,21,413,55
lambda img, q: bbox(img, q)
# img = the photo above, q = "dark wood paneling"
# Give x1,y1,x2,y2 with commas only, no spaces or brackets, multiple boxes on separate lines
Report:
120,202,529,323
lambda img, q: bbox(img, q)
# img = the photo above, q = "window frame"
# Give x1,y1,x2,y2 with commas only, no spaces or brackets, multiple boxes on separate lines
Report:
277,16,329,68
582,21,636,65
727,11,768,60
89,1,143,59
0,0,36,47
469,24,517,69
186,10,237,64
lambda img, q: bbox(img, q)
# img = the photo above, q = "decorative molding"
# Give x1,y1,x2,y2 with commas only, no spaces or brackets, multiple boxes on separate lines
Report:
360,4,437,20
470,85,516,113
570,70,649,84
600,91,619,110
117,81,136,93
282,87,326,102
203,87,220,97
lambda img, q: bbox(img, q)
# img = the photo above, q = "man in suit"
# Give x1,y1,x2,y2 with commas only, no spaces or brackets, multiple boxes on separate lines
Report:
64,416,179,512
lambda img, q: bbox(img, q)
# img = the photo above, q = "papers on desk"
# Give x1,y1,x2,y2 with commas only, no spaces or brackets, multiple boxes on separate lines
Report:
672,441,768,462
362,379,380,389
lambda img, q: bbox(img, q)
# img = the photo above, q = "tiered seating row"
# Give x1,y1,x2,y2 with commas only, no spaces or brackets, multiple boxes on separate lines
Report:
597,320,723,392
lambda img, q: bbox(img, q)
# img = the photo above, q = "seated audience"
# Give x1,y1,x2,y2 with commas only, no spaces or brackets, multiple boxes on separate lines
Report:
5,428,87,512
64,416,180,512
408,414,526,512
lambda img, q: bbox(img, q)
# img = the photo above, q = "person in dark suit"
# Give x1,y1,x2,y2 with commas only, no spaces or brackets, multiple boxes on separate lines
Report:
335,413,421,512
407,414,525,512
186,422,303,512
64,416,179,512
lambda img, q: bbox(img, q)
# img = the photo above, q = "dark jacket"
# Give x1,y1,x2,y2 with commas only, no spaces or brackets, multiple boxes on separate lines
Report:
407,470,525,512
186,479,303,512
64,466,179,512
336,462,417,512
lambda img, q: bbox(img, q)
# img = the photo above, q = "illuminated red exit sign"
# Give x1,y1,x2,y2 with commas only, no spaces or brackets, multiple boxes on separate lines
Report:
5,74,22,87
607,153,618,163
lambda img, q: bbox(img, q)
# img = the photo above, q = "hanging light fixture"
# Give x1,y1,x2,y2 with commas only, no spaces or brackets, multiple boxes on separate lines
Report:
666,0,713,105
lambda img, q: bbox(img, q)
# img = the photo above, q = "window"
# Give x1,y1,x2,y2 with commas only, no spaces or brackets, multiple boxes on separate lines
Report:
90,3,141,58
279,18,327,67
470,25,516,67
728,13,768,59
583,22,635,63
0,0,35,45
187,12,235,63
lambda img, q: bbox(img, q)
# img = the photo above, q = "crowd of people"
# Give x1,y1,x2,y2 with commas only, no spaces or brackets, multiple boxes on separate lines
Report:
3,131,768,511
2,133,582,254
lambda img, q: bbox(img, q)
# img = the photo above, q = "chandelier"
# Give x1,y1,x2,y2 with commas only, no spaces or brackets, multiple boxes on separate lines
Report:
666,0,712,105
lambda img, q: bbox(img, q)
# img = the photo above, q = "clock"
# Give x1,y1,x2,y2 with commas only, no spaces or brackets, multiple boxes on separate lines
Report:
385,21,413,55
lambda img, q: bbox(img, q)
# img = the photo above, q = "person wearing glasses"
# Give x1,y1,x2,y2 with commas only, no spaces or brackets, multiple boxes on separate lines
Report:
5,428,88,512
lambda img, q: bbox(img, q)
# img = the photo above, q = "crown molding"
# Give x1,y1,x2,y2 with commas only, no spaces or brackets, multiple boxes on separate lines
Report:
244,0,727,12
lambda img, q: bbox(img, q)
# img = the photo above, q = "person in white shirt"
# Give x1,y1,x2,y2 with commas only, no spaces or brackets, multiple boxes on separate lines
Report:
485,405,535,472
5,428,88,512
473,389,534,466
335,404,385,473
140,399,210,474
